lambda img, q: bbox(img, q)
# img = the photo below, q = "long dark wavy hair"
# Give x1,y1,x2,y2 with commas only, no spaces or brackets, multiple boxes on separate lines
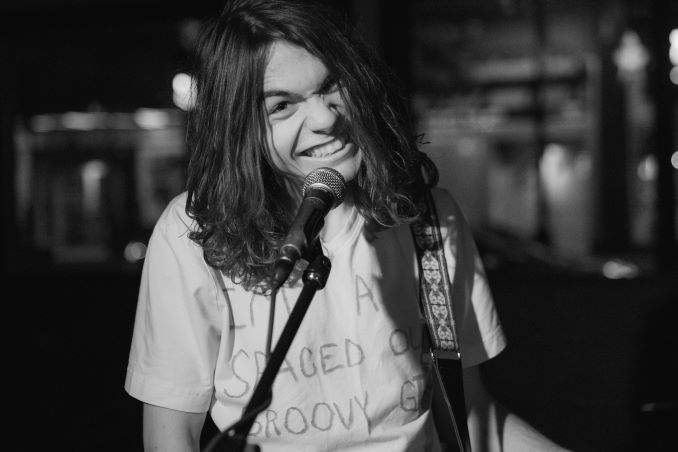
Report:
186,0,438,290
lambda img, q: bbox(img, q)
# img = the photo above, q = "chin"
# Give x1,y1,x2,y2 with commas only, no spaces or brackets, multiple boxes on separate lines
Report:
332,158,361,183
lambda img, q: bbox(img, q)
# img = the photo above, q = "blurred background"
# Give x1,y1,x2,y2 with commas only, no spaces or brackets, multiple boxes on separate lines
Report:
2,0,676,450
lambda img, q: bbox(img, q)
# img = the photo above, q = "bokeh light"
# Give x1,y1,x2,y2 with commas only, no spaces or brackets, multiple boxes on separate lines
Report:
124,241,147,263
172,72,197,111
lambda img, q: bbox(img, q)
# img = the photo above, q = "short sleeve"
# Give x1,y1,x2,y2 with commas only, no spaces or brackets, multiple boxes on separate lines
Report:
124,193,227,413
431,188,506,368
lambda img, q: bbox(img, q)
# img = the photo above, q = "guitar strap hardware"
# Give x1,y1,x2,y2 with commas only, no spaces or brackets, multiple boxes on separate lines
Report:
410,189,473,452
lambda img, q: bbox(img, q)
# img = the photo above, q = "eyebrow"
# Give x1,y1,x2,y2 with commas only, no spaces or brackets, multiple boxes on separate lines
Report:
263,89,300,99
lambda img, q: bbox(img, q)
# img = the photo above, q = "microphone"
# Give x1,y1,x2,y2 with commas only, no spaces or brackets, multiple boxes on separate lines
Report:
271,167,346,288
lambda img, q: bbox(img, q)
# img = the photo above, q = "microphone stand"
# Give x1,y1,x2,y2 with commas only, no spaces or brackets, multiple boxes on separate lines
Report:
203,240,331,452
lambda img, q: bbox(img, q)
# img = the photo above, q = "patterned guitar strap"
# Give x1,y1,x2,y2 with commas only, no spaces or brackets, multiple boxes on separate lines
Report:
410,189,473,452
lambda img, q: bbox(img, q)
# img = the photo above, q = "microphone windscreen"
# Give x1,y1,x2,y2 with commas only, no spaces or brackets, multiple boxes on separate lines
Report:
302,167,346,207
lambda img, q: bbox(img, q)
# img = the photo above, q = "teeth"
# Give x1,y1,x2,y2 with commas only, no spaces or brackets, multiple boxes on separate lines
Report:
304,139,343,157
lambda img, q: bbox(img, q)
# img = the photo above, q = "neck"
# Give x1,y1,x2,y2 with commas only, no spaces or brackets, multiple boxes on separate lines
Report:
320,193,355,243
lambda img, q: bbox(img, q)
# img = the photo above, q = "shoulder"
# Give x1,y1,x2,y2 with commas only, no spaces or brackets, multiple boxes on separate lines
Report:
154,191,196,235
426,186,477,273
142,192,218,298
145,191,204,261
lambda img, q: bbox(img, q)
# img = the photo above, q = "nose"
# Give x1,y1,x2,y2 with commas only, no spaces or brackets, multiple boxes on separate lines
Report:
304,96,338,133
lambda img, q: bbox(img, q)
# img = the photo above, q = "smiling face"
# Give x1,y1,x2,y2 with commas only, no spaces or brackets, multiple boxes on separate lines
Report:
262,41,362,185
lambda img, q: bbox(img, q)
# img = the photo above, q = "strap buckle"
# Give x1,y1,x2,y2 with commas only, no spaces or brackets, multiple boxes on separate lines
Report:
431,348,461,361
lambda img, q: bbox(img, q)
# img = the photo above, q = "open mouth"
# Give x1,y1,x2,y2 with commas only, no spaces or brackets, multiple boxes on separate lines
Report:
299,137,348,158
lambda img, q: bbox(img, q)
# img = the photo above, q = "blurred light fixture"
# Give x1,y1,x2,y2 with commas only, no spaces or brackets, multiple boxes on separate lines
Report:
133,108,170,130
124,241,147,263
671,29,678,85
30,114,59,132
613,30,649,76
637,154,658,181
671,150,678,170
82,160,108,215
172,72,196,111
61,111,102,130
540,143,572,199
602,259,640,279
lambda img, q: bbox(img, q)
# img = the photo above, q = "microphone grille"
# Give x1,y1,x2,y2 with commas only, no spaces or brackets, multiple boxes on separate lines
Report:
302,167,346,206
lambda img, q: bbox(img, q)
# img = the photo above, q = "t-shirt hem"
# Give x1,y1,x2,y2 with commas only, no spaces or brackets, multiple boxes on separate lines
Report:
124,366,213,413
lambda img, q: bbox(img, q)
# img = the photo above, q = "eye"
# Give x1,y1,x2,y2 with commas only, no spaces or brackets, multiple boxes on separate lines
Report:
320,77,339,95
321,82,344,111
270,101,289,114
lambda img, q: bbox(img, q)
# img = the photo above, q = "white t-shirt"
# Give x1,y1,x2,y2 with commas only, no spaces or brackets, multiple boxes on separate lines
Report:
125,187,506,451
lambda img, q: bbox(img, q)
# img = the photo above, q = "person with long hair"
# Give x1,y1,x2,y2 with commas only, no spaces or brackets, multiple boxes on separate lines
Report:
124,1,567,451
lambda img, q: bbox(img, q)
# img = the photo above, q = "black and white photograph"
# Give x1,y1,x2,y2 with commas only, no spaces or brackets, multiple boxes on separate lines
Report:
3,1,676,451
